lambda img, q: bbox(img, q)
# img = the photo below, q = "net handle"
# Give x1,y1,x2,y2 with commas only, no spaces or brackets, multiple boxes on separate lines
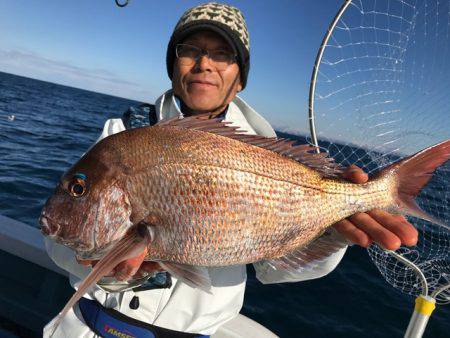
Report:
404,295,436,338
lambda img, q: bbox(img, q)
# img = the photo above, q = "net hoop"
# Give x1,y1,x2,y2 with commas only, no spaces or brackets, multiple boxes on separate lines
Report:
306,0,449,301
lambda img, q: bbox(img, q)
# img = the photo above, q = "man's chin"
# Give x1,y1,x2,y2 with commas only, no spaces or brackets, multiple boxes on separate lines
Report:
187,101,223,114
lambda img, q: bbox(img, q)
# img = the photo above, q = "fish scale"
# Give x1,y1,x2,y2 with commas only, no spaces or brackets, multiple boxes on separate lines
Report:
122,156,389,266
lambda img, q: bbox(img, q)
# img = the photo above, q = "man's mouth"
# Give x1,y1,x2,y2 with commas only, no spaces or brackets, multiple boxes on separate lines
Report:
189,80,216,88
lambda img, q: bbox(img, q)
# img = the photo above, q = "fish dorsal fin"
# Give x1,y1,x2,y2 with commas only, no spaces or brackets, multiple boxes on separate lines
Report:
157,114,343,178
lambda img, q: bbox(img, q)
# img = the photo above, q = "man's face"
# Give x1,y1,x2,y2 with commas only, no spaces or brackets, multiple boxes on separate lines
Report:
172,30,242,114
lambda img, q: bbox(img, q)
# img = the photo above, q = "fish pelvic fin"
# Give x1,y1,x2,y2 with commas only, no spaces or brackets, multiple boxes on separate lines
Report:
256,228,349,277
379,139,450,230
158,262,212,293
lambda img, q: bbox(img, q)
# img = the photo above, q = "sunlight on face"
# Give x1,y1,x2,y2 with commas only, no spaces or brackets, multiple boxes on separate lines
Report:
172,30,242,114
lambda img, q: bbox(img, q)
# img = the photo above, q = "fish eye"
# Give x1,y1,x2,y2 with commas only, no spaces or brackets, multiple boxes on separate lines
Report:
68,173,87,197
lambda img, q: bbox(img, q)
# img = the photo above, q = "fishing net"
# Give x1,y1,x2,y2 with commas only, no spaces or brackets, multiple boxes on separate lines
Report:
309,0,450,304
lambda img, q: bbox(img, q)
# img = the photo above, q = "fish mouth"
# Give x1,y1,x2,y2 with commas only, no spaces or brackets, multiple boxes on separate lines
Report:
40,214,61,237
41,215,95,252
40,207,133,259
40,214,82,249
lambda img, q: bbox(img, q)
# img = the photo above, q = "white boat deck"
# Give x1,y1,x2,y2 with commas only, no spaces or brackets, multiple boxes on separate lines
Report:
0,214,68,276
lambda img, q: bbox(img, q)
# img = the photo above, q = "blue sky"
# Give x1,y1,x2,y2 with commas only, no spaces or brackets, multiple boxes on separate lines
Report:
0,0,449,150
0,0,339,134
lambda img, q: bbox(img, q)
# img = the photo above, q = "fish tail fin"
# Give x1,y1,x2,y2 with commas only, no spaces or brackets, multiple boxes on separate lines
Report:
380,139,450,229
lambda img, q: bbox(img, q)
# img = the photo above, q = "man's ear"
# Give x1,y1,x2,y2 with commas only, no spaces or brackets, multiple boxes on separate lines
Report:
237,82,242,92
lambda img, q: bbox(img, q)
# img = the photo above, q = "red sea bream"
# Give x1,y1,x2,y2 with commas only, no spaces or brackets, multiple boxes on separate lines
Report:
40,116,450,333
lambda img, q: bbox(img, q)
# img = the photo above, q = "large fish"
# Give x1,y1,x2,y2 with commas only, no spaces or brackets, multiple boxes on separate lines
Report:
40,115,450,333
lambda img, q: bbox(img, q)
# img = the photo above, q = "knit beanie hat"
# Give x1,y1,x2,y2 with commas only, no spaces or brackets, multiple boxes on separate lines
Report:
166,2,250,89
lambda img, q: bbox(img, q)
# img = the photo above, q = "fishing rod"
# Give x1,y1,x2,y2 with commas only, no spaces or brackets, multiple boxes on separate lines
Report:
115,0,129,8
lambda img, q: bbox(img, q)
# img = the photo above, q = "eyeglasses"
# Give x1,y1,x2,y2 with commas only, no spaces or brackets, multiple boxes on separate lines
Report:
175,44,237,70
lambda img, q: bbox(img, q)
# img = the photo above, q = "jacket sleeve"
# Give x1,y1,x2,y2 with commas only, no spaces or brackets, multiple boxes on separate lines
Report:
253,229,348,284
44,119,126,280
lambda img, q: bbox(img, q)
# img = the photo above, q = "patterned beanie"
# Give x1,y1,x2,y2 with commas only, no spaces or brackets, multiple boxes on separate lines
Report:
166,2,250,89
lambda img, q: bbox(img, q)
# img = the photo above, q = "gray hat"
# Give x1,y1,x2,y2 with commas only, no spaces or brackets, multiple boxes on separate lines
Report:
166,2,250,89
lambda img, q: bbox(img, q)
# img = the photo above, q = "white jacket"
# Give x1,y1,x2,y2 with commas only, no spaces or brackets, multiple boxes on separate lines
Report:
44,90,347,337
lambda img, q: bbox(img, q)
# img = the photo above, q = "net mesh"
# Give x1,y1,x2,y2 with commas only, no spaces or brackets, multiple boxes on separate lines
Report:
310,0,450,304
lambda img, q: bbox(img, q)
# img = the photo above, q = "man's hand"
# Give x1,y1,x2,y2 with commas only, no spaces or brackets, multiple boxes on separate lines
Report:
77,248,163,281
332,165,418,250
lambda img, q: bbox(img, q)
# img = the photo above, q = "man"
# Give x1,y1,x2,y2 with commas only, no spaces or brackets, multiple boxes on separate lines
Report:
44,2,418,337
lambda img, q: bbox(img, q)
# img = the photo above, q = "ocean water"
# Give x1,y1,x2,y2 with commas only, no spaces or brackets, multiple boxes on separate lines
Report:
0,71,449,337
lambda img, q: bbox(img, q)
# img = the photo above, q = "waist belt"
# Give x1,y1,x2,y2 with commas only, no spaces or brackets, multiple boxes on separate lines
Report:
78,297,209,338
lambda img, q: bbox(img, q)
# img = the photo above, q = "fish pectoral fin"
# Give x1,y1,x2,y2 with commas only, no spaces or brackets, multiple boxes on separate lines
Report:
158,262,212,293
260,228,350,275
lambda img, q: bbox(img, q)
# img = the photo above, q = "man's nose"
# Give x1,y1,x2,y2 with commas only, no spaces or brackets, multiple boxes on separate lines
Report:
196,55,213,71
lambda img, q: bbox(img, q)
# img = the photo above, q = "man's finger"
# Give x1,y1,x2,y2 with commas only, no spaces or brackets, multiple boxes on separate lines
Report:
349,212,401,250
114,249,147,281
134,262,165,278
76,258,94,266
367,209,418,246
333,219,372,247
140,262,163,272
342,165,369,184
